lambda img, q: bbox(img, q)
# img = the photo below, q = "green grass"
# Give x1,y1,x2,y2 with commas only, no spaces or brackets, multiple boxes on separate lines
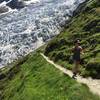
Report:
0,0,100,99
44,0,100,78
0,52,100,100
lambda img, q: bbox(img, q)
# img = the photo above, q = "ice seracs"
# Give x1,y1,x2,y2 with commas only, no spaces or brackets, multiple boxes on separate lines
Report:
0,0,86,68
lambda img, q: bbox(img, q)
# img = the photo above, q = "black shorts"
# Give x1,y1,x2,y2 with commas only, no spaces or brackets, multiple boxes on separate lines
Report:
73,55,80,61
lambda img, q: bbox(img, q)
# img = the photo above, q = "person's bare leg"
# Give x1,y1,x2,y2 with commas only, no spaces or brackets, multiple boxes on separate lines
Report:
72,61,79,78
75,61,79,75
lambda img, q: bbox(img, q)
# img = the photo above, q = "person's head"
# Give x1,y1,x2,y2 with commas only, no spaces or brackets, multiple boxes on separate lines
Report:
74,39,80,46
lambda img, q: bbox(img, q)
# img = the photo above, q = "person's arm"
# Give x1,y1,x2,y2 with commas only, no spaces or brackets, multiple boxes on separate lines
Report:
80,46,84,54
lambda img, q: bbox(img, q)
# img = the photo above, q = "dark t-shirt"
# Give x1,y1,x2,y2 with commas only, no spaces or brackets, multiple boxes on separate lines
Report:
73,46,82,61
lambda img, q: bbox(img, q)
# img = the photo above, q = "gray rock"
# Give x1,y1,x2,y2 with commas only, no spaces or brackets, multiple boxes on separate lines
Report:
0,6,9,14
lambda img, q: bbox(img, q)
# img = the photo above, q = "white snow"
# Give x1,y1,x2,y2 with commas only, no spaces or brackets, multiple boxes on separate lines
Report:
24,0,40,5
0,0,86,68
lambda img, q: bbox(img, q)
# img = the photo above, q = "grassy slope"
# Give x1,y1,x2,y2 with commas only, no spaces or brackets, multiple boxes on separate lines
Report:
0,52,100,100
44,0,100,78
0,0,100,100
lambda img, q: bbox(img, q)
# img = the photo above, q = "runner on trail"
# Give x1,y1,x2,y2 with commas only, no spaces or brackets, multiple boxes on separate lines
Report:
72,39,84,79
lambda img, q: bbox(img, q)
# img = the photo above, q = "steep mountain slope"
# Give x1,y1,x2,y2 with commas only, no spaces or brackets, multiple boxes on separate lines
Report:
45,0,100,78
0,0,100,100
0,53,100,100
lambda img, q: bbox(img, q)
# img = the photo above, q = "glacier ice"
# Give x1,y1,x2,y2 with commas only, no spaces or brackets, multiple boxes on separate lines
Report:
0,0,85,68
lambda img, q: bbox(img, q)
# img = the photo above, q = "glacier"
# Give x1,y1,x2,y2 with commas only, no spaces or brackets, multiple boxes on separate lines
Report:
0,0,85,68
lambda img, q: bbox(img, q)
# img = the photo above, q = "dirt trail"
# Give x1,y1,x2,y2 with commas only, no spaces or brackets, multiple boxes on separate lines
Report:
40,53,100,96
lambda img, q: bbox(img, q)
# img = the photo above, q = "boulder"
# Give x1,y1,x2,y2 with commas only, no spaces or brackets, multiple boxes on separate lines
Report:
6,0,25,9
0,6,9,14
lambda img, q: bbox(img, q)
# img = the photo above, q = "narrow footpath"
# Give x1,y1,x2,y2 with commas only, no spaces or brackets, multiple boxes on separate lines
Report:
40,53,100,96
